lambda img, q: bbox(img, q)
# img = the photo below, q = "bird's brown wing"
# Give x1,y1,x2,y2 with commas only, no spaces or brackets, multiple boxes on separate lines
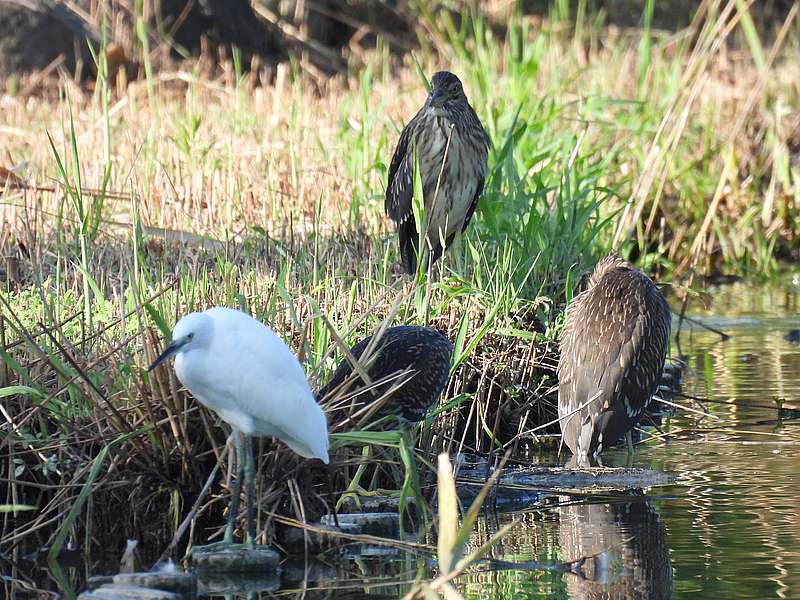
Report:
461,176,484,233
559,270,669,450
385,119,416,224
316,333,376,400
460,106,489,232
386,116,424,273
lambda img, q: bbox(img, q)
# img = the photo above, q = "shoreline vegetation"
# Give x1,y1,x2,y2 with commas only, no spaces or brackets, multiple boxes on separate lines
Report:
1,0,798,584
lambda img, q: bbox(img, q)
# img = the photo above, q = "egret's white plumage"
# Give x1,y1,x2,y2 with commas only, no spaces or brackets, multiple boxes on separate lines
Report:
164,307,329,463
149,306,330,549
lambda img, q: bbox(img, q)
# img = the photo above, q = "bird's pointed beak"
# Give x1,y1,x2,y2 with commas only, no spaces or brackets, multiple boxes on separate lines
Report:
428,88,445,107
148,339,185,372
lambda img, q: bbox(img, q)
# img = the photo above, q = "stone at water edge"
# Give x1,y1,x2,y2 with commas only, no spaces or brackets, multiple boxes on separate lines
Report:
196,570,281,596
77,584,183,600
190,545,280,573
319,512,401,537
86,572,196,596
507,466,676,492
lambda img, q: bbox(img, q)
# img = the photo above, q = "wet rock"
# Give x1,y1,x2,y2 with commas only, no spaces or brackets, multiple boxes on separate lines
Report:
280,522,359,551
784,329,800,343
78,584,183,600
508,466,675,492
197,571,280,595
87,572,196,597
0,0,98,79
342,544,404,559
319,512,401,537
280,558,339,583
337,493,413,513
191,545,280,573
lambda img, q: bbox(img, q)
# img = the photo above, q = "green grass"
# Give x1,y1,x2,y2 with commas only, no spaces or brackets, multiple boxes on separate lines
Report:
0,0,798,570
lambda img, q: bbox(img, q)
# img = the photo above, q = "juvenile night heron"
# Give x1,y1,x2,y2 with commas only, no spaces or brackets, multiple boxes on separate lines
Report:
318,325,452,508
148,307,329,550
557,254,671,464
386,71,489,274
317,325,453,422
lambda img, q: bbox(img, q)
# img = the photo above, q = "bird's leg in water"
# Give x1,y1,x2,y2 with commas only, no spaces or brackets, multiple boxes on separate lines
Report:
243,434,256,548
625,431,635,455
191,431,245,554
224,431,245,544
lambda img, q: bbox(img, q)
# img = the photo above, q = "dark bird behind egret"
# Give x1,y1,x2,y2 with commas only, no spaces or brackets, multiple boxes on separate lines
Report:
149,307,329,550
557,254,671,465
385,71,489,274
318,325,452,510
317,325,453,423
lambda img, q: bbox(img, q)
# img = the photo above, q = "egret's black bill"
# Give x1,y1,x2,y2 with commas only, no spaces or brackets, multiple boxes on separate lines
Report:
148,340,184,372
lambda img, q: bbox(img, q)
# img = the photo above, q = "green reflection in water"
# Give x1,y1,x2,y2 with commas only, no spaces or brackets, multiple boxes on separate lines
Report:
461,281,800,600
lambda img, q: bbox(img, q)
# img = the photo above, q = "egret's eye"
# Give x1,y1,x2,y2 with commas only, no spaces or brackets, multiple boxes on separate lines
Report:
187,333,195,340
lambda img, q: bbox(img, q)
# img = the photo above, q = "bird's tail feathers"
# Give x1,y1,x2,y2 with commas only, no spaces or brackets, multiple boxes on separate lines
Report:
399,220,419,275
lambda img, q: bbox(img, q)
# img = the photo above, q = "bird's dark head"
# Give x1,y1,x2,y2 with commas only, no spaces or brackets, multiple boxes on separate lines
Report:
588,252,632,289
427,71,467,109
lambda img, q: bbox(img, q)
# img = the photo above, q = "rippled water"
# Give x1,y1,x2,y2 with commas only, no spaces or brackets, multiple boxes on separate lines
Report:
458,281,800,599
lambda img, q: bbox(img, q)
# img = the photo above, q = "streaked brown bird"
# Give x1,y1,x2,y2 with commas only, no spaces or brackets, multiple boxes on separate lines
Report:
557,254,671,465
317,325,453,422
385,71,489,274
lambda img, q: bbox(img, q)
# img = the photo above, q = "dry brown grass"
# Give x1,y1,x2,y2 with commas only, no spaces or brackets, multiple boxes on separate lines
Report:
1,0,799,568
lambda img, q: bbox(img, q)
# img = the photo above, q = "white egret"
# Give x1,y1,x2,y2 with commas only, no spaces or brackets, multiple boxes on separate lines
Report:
149,307,329,550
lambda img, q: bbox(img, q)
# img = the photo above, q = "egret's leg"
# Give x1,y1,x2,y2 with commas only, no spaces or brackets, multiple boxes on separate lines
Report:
222,431,245,544
243,434,256,548
191,431,244,555
326,462,340,528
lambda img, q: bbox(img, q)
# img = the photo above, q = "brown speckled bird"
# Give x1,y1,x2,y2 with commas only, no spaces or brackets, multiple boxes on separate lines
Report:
557,254,671,464
317,326,453,422
385,71,489,274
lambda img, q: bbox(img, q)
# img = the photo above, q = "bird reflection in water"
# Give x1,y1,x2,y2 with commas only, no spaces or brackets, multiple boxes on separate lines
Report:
557,492,672,599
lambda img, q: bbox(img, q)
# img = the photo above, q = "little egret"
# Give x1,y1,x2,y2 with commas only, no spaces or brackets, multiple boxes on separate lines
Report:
148,307,329,550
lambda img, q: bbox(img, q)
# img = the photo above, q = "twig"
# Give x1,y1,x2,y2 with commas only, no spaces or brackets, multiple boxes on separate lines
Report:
674,311,731,340
157,458,222,565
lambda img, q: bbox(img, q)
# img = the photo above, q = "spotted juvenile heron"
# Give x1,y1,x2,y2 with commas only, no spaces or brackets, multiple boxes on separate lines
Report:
318,325,453,422
319,325,452,508
385,71,489,274
557,254,671,464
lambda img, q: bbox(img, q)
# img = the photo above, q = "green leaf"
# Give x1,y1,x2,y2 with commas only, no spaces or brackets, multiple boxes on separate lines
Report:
144,303,171,339
410,52,430,93
734,0,766,74
0,504,36,513
0,385,46,400
329,430,402,448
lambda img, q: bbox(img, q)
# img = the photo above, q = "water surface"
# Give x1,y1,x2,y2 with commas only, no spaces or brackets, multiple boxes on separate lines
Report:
456,281,800,599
